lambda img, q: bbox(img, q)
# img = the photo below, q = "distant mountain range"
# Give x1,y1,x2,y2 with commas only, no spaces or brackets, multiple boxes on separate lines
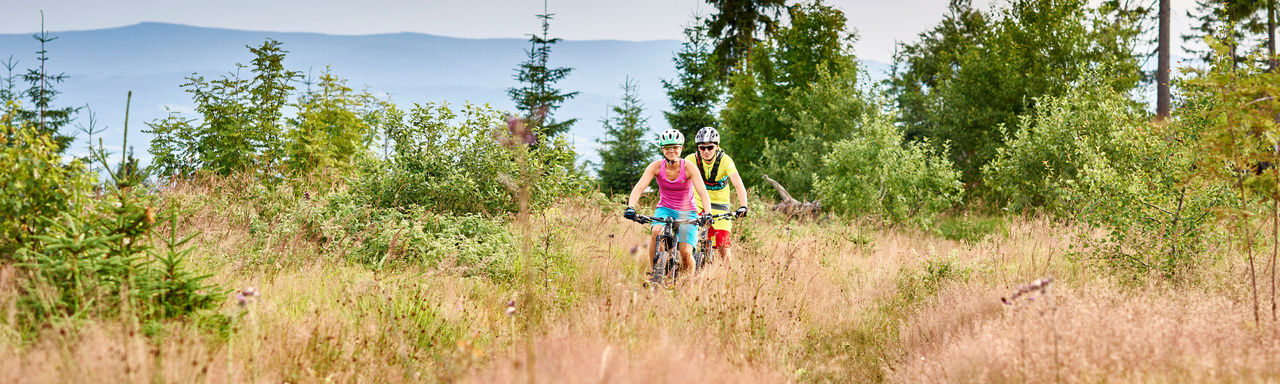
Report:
0,22,892,166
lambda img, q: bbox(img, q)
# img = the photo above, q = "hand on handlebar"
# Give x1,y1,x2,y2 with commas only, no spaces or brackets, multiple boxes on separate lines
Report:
698,213,714,226
623,206,637,221
735,205,748,218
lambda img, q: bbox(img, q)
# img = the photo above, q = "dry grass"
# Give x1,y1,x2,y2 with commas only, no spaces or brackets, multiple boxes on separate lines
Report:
2,180,1278,383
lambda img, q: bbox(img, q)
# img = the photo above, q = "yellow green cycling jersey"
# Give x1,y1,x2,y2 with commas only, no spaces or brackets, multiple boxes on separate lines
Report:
685,151,737,210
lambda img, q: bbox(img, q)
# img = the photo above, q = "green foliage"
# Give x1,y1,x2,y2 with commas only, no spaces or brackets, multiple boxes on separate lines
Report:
354,102,587,215
985,78,1222,279
329,204,517,280
1183,0,1275,65
0,56,18,104
935,213,1009,243
720,0,862,190
891,0,1144,183
760,64,870,199
1181,37,1280,278
888,0,990,142
704,0,787,78
146,39,301,176
815,112,963,225
983,83,1153,213
508,11,579,137
662,14,722,148
596,77,655,194
2,102,215,333
247,39,301,167
0,101,92,258
284,69,376,176
13,20,79,152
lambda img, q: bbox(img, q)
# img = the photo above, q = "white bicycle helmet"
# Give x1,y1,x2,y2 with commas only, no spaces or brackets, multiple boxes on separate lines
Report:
657,129,684,147
695,126,720,144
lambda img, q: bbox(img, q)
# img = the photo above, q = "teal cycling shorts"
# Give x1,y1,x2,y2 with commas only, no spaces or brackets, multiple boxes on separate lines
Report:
652,206,699,245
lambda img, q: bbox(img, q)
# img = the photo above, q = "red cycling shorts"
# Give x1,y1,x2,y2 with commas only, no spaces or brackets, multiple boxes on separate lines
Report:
706,228,731,248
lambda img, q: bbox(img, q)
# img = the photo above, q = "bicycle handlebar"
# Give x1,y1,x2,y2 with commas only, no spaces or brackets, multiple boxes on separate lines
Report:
631,212,737,225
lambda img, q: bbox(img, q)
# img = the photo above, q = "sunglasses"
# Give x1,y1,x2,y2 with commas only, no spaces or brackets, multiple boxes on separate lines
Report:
698,145,717,151
662,145,682,151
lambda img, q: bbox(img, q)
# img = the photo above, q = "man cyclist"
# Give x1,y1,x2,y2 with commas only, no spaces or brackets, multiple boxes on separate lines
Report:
684,126,749,266
624,129,713,280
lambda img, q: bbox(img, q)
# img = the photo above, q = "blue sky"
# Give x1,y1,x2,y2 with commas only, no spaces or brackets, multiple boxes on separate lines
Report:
4,0,1201,64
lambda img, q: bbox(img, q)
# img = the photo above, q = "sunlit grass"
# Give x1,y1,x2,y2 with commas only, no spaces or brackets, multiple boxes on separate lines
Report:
2,179,1278,383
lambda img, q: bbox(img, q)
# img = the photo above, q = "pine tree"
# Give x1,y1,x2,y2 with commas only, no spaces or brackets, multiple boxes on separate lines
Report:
508,3,579,138
1,56,18,104
17,14,79,152
597,77,655,194
1183,0,1270,65
662,14,722,149
705,0,787,77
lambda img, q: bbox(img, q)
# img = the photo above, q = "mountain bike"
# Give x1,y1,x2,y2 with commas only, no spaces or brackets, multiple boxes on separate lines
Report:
630,214,708,286
692,212,737,268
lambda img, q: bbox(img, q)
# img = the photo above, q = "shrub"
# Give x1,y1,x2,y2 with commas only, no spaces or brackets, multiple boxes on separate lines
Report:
318,200,517,281
2,102,215,333
1,101,93,258
983,80,1224,279
983,83,1155,214
815,112,963,225
354,102,588,215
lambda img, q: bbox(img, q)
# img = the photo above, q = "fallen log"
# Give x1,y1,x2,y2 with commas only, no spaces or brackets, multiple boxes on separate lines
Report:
761,174,821,219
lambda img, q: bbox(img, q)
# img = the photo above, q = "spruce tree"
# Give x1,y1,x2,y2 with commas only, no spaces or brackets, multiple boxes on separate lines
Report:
1,56,18,104
18,14,79,152
1183,0,1270,65
662,14,722,149
705,0,786,77
508,4,579,138
597,77,655,194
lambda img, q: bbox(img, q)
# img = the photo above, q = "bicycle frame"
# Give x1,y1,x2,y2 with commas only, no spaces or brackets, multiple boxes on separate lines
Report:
632,214,701,285
693,212,736,268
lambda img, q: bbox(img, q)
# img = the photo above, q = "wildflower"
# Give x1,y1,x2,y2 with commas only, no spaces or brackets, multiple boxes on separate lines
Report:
1002,277,1053,305
504,114,537,147
505,300,516,316
236,286,262,307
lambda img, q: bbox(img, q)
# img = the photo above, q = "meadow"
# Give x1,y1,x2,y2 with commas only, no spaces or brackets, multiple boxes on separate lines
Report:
4,175,1276,383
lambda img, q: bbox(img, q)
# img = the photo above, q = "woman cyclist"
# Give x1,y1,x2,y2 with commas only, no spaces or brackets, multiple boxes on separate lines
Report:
623,129,713,279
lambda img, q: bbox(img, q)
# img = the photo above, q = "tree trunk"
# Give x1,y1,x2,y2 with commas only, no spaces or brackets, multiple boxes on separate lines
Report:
1269,0,1277,71
762,174,821,218
1157,0,1172,119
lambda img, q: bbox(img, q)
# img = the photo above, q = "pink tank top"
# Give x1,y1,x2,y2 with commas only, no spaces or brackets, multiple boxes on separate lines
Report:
656,159,694,211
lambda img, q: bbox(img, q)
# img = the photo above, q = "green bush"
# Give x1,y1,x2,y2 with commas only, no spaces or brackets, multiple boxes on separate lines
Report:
983,83,1156,214
1,101,93,258
318,199,516,280
354,102,588,215
815,112,963,225
2,103,216,333
983,81,1223,279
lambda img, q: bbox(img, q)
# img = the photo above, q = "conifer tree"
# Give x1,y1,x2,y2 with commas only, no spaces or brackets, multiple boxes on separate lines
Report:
1,56,18,104
663,14,722,149
597,77,655,194
508,2,579,138
17,14,79,152
1183,0,1270,65
705,0,786,77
